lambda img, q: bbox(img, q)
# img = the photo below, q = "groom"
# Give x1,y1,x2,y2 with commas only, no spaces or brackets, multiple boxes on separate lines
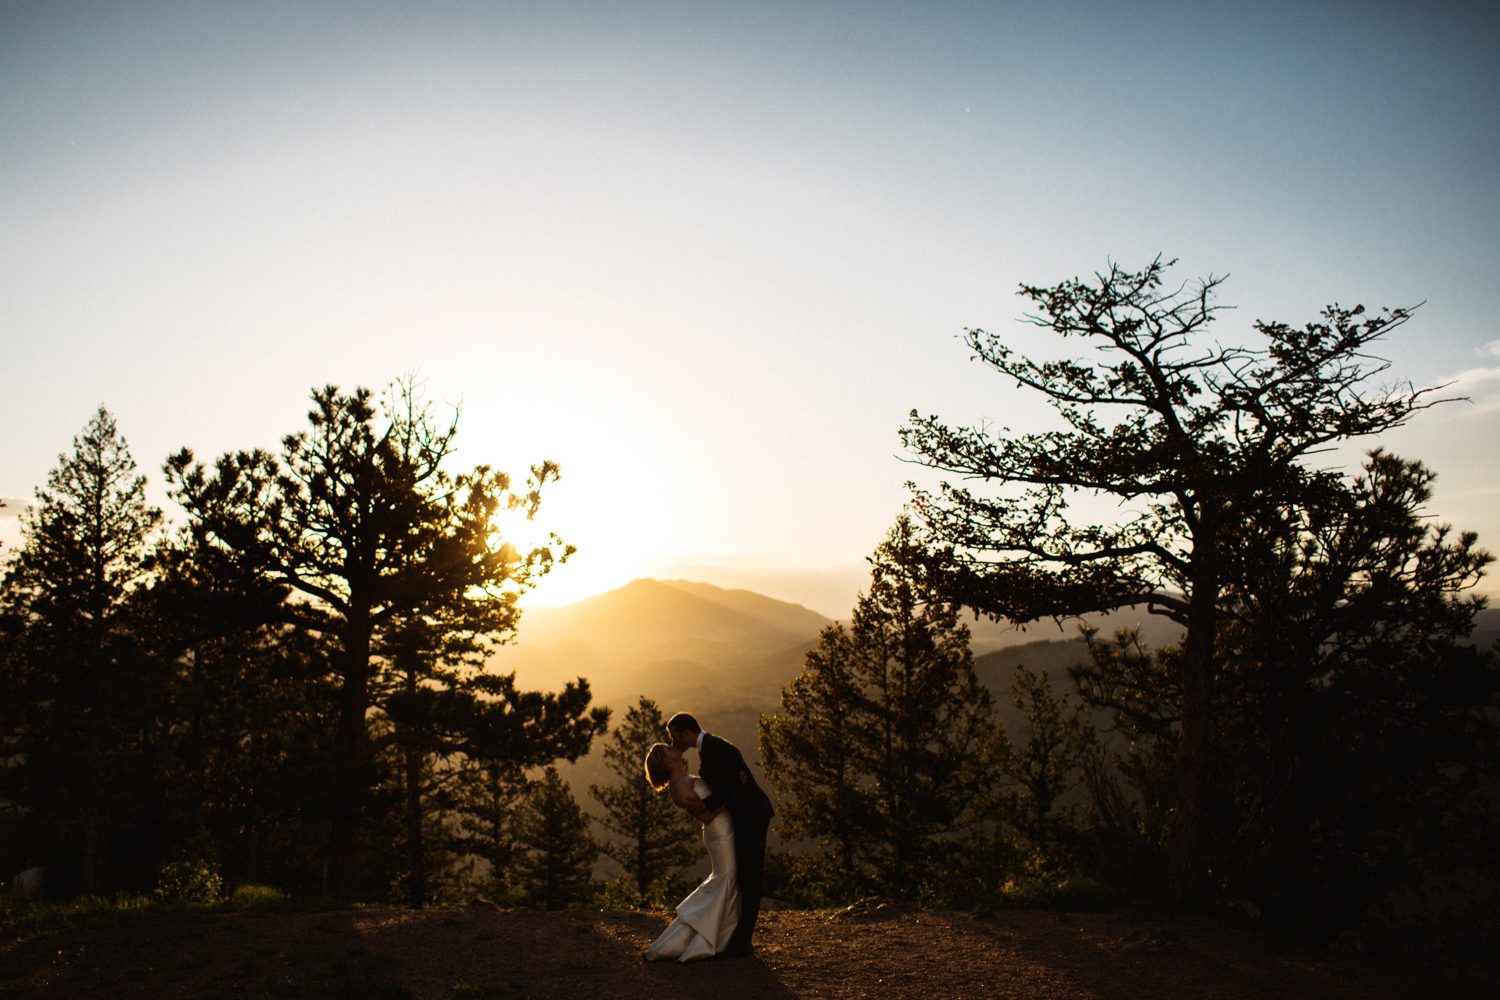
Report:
667,712,774,959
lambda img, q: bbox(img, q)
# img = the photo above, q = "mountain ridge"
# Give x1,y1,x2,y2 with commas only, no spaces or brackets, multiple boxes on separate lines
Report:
493,578,833,701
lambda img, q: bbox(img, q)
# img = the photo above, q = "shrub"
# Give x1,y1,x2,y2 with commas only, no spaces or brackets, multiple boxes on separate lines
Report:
154,858,223,904
1000,871,1116,911
226,883,291,909
594,872,677,911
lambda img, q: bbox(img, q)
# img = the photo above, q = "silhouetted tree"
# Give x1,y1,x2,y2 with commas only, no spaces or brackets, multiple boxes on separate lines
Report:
506,766,598,910
904,257,1444,905
161,620,339,890
377,610,607,907
589,697,697,901
761,623,863,889
164,380,602,898
0,407,163,893
1064,451,1497,945
448,758,530,901
135,517,345,893
1068,627,1178,896
761,516,1003,899
997,664,1094,861
1211,452,1495,940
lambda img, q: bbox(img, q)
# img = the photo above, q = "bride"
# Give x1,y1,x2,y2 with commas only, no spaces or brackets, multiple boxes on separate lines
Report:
641,742,740,962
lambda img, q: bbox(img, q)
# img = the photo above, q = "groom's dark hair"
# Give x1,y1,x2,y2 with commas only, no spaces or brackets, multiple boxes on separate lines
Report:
666,712,701,734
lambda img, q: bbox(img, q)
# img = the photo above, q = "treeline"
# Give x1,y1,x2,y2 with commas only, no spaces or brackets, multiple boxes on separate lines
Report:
0,385,641,906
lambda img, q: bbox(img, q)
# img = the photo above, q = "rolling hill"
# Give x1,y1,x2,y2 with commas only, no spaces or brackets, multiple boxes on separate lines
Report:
494,578,830,709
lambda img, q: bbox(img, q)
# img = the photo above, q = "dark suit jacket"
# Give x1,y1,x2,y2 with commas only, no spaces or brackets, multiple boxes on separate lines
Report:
697,732,773,821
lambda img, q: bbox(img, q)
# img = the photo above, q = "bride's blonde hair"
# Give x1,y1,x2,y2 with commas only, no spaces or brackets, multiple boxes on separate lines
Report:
643,743,672,792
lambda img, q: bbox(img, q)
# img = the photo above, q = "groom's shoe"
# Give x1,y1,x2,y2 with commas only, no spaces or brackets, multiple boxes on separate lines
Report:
717,944,755,960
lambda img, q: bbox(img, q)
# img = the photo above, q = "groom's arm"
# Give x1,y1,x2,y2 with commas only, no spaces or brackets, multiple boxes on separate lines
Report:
699,739,746,813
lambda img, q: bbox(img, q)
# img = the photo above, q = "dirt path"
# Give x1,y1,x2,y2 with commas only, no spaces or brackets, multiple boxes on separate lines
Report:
0,905,1459,999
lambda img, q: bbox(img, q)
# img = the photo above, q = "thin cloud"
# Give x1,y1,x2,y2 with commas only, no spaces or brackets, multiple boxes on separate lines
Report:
1441,341,1500,413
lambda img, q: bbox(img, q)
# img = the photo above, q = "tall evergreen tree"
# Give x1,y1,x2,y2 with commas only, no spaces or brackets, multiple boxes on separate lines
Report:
0,407,163,892
448,758,530,901
904,257,1444,905
378,613,608,907
589,697,698,900
506,766,598,910
761,516,1003,899
1209,452,1495,938
1069,451,1497,939
164,381,605,898
140,522,344,893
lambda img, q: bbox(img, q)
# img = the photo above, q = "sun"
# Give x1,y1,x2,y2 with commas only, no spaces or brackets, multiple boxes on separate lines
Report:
461,389,698,611
485,463,682,611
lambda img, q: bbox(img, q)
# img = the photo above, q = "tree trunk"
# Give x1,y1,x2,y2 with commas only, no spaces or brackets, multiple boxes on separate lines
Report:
635,803,649,894
404,745,426,908
84,801,102,895
1170,564,1219,909
327,620,371,900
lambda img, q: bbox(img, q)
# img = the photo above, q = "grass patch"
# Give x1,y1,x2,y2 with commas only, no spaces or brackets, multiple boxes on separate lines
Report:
0,893,192,947
0,888,342,967
998,873,1119,912
226,883,298,911
1,893,416,1000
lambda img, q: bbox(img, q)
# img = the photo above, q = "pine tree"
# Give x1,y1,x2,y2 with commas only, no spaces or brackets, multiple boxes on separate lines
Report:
996,665,1094,860
1069,451,1498,938
376,611,606,907
448,758,530,901
506,767,598,910
589,697,698,902
0,407,162,892
904,258,1447,905
761,516,1003,899
164,380,607,898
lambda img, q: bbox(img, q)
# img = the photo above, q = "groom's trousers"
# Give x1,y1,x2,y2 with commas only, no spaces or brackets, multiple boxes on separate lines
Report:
728,804,771,951
697,731,775,951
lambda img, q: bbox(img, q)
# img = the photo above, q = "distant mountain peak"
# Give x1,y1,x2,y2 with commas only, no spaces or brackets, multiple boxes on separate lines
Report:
494,577,832,700
654,579,828,618
515,578,831,652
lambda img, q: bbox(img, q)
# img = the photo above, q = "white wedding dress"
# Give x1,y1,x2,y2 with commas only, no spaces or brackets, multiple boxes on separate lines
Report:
644,777,740,962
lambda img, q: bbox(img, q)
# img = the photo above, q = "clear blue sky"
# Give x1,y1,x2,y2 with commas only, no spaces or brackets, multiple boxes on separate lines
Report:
3,1,1497,615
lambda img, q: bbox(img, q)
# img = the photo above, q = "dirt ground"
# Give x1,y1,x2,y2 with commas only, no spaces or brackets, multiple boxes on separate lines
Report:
0,903,1467,999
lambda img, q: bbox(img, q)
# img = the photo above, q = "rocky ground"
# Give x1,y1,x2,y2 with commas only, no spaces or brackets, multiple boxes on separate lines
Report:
0,901,1472,999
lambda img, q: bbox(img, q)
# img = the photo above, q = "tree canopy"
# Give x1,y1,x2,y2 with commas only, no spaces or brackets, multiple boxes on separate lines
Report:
903,257,1459,904
0,407,163,893
163,381,606,898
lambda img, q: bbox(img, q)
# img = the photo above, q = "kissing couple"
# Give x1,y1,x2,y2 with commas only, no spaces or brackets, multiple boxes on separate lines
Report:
641,712,774,962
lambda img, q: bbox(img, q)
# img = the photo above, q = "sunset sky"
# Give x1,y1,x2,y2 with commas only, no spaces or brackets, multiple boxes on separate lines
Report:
3,1,1498,617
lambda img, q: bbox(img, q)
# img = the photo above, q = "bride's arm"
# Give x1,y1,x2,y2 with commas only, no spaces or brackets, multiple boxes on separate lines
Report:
668,776,716,824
